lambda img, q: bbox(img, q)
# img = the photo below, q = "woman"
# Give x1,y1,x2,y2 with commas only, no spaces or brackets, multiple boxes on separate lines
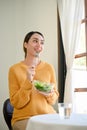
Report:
8,31,59,130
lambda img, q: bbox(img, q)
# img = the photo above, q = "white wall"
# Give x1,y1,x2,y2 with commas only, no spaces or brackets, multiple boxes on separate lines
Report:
0,0,58,129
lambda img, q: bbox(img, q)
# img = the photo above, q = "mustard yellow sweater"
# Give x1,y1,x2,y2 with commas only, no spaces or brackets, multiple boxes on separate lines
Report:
8,61,59,126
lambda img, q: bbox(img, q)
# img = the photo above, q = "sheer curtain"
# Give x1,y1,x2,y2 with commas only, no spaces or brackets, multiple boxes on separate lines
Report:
57,0,83,103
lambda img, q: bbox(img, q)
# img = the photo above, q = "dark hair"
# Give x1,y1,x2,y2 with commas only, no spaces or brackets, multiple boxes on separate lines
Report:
23,31,44,58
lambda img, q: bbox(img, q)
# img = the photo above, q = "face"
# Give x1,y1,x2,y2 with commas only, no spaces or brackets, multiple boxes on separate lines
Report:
24,33,44,57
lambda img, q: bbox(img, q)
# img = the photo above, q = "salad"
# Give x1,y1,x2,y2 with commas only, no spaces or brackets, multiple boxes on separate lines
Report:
33,80,54,93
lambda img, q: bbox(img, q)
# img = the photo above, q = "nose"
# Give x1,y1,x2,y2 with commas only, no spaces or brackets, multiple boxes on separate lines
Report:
37,41,41,47
35,41,42,52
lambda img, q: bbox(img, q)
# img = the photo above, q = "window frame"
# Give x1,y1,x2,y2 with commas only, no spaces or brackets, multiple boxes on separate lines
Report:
74,0,87,94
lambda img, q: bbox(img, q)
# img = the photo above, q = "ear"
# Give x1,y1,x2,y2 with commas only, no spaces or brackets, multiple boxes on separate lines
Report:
23,42,27,48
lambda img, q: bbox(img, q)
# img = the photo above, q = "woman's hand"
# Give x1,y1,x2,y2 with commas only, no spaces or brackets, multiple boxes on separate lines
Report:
27,66,35,82
45,90,59,105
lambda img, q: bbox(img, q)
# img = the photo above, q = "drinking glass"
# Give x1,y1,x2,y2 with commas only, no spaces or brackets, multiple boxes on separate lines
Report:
58,103,72,119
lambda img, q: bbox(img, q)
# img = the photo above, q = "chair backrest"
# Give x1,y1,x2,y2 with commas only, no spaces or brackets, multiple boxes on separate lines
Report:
3,98,14,130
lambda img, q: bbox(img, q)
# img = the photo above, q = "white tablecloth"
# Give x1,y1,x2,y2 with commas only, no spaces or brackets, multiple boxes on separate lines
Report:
26,113,87,130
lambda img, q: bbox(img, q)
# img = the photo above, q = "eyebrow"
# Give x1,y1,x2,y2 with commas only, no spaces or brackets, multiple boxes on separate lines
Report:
32,37,44,42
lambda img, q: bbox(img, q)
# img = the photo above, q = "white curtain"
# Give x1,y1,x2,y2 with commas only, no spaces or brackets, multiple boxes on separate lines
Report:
57,0,83,103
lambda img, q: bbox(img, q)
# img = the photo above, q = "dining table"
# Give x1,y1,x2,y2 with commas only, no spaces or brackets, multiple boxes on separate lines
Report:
26,113,87,130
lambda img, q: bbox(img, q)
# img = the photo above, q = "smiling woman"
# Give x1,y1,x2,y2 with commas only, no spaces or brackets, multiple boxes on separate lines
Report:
0,1,58,130
8,31,59,130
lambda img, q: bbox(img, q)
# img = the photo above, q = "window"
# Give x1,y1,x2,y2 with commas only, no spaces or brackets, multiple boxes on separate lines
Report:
74,0,87,70
73,0,87,70
73,0,87,114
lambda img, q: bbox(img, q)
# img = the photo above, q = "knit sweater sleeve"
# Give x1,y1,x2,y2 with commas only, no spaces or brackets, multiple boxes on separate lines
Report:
8,66,32,109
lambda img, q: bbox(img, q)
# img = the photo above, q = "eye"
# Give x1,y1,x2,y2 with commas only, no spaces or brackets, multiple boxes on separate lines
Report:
33,40,38,43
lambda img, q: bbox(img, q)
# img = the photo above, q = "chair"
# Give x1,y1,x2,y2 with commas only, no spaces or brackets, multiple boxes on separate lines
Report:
3,98,14,130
